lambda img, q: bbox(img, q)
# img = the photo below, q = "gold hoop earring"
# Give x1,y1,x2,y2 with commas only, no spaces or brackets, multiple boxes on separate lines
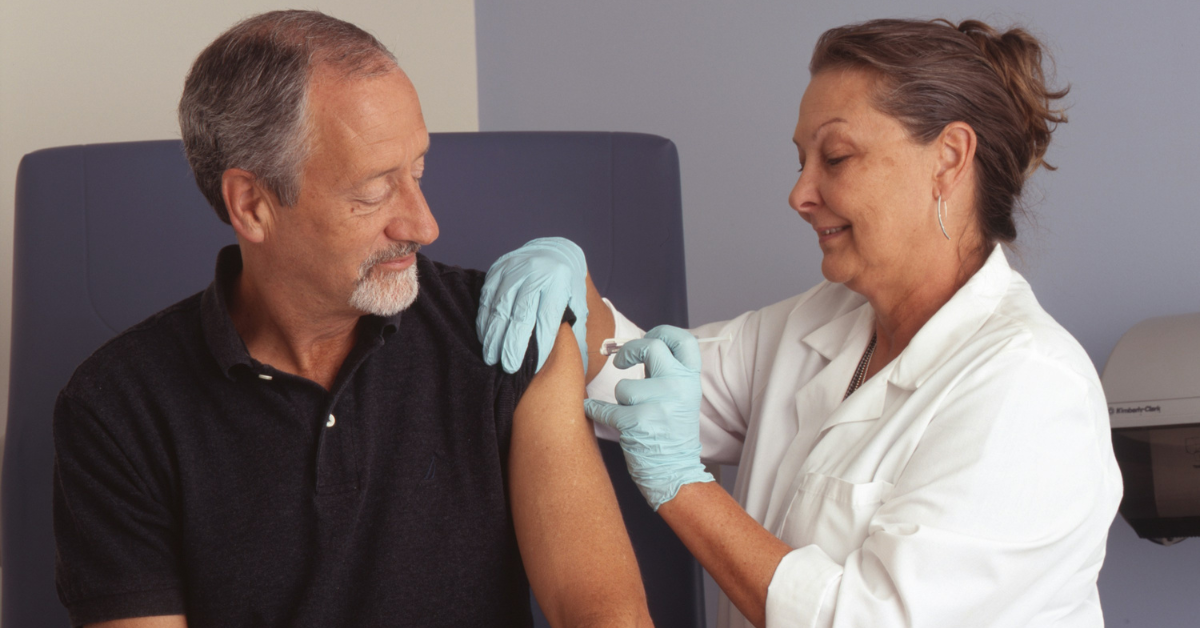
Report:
937,194,951,240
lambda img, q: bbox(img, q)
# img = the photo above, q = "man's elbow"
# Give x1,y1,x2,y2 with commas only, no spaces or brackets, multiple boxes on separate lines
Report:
546,594,653,628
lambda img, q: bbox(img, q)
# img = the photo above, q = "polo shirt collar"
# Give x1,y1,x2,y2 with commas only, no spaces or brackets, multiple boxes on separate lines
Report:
201,245,253,379
798,244,1012,390
200,245,405,380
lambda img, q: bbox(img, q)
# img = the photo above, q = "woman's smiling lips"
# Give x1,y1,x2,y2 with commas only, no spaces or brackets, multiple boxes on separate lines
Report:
815,225,850,243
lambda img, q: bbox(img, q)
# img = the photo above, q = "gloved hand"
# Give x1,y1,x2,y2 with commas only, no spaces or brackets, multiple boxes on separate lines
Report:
584,325,714,510
477,237,589,374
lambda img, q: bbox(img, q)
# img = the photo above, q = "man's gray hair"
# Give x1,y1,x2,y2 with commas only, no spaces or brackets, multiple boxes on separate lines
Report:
179,10,398,224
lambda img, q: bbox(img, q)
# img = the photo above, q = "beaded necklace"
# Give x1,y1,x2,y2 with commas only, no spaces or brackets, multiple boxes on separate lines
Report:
843,332,878,400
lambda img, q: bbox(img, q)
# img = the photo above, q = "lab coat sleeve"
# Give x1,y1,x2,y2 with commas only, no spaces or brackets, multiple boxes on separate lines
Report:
765,349,1121,628
689,312,762,465
586,299,759,464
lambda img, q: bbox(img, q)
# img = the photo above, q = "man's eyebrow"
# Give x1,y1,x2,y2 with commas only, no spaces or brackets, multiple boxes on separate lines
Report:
359,146,431,183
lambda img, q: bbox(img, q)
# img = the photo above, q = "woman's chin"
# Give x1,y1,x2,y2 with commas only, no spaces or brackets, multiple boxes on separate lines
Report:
820,258,852,284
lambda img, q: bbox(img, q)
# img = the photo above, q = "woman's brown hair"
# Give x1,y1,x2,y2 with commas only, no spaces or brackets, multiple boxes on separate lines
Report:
810,18,1068,247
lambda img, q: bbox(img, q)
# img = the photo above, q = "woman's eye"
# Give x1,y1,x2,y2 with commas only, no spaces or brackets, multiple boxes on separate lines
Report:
825,155,848,167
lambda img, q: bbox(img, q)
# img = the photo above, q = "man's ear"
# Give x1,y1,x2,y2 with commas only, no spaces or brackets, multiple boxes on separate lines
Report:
221,168,276,244
932,121,978,203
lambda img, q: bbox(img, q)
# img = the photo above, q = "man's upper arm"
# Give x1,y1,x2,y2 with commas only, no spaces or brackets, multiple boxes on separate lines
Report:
508,323,650,627
54,393,186,625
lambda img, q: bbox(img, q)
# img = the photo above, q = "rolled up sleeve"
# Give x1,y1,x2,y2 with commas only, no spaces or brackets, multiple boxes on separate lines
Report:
766,545,841,628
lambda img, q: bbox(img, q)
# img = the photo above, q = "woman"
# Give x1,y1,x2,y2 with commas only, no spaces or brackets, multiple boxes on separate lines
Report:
478,18,1121,628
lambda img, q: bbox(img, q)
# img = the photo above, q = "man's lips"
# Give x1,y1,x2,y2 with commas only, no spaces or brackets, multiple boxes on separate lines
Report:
375,253,416,270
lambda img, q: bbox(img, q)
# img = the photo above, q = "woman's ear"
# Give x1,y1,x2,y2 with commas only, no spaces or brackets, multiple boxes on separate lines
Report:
221,168,275,244
933,121,978,202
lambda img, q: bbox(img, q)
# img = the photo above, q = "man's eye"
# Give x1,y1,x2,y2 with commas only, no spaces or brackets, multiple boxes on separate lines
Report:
825,155,848,167
355,188,390,207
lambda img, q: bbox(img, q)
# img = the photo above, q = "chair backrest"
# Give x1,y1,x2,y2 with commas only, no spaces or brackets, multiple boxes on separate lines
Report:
4,133,700,627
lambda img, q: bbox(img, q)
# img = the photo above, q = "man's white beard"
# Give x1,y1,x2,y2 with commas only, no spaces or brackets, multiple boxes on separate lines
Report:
349,245,420,316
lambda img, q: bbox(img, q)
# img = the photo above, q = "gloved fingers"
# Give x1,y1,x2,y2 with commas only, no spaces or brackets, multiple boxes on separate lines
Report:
480,259,523,318
610,337,658,369
566,288,589,331
476,276,503,350
533,290,571,372
479,307,512,370
477,269,526,368
497,276,549,372
645,325,702,372
584,399,639,432
475,236,589,373
529,237,586,271
500,316,538,374
614,337,689,379
613,377,671,407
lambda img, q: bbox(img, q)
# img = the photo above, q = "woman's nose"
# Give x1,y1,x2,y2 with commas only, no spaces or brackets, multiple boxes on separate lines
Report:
788,170,818,222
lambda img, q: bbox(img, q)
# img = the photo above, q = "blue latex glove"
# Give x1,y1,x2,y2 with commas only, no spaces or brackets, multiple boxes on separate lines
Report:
584,325,715,510
477,237,589,374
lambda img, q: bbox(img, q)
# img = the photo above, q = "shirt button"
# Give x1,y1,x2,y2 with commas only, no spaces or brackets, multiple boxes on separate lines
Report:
326,414,336,428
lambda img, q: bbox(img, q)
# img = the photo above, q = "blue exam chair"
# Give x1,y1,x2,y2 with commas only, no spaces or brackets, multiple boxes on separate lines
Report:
4,133,702,627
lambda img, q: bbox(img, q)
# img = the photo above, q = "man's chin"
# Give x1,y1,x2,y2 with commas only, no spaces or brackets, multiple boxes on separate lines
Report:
349,264,419,316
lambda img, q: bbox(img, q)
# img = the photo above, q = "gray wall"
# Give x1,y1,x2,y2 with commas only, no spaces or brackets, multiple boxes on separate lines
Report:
476,2,1200,627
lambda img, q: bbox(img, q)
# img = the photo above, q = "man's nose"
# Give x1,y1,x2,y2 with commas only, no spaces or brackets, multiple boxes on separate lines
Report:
386,184,439,245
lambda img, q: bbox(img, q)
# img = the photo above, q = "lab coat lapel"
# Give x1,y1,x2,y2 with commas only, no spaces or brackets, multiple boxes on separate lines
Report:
762,305,875,529
792,303,875,429
807,305,885,434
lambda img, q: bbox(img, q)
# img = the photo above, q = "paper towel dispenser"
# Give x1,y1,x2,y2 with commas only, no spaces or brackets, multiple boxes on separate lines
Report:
1102,312,1200,542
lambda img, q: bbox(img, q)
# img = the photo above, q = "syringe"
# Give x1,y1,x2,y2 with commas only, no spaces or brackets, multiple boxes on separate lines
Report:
597,333,732,357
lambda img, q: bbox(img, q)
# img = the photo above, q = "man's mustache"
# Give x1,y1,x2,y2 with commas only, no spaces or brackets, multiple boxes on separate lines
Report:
359,242,422,276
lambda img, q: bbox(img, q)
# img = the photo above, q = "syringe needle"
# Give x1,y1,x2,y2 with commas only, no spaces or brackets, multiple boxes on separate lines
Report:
595,333,732,356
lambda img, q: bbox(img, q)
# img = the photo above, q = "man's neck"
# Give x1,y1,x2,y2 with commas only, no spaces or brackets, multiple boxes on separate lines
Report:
227,267,361,391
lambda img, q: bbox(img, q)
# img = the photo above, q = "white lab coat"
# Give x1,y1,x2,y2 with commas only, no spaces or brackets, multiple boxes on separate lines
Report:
588,245,1123,628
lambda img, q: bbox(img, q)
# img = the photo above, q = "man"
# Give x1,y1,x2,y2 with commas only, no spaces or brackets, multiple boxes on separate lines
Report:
52,11,650,628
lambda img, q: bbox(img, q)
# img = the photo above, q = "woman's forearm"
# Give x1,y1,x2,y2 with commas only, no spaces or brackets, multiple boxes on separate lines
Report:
657,482,792,628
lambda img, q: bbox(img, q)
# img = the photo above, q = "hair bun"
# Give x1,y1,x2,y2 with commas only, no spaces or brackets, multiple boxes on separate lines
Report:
956,20,1068,174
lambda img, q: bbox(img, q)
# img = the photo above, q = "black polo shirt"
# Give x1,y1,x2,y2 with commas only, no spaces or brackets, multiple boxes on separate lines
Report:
53,246,542,627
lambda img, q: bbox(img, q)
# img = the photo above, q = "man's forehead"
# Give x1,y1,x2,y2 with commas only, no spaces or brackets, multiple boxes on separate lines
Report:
294,66,428,190
308,69,423,138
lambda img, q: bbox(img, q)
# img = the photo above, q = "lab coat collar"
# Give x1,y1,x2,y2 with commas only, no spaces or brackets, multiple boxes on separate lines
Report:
798,244,1011,391
799,297,871,362
887,244,1011,390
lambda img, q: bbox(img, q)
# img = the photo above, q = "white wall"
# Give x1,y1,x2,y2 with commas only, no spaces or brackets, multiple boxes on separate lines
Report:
476,2,1200,626
0,0,480,438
